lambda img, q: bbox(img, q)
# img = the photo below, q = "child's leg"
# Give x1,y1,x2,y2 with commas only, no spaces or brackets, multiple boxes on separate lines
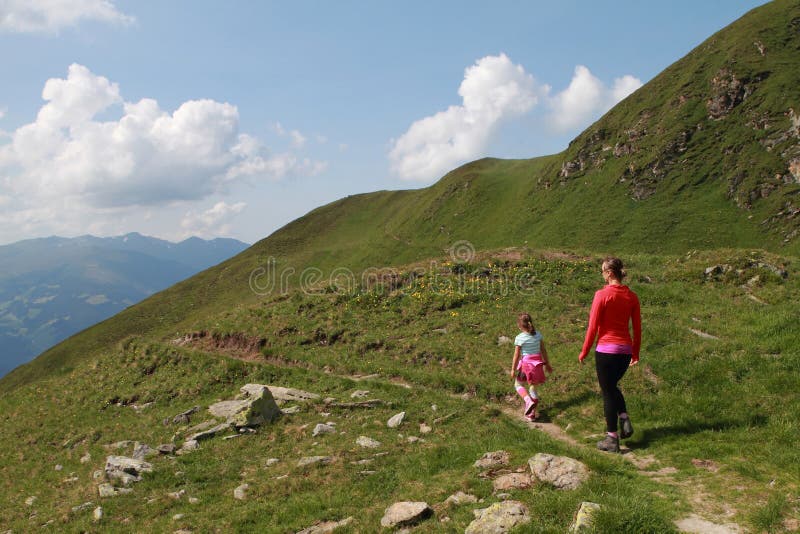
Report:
514,377,530,399
527,384,539,401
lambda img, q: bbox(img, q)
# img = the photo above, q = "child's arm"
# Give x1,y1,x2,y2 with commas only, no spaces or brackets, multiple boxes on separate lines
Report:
511,345,521,379
541,340,553,373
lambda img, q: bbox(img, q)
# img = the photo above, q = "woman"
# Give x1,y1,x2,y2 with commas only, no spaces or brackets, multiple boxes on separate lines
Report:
579,257,641,453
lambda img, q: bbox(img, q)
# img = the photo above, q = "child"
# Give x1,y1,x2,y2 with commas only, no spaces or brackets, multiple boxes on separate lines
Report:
511,313,553,421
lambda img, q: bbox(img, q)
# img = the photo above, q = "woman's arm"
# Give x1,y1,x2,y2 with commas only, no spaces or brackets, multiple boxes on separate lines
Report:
631,294,642,364
579,292,602,361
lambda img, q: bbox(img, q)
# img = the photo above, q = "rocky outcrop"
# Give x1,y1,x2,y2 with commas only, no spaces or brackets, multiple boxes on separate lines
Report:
474,450,510,470
707,69,747,120
104,456,153,486
465,501,530,534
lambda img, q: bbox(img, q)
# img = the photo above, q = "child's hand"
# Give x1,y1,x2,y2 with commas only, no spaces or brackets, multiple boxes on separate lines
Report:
545,363,553,374
510,369,517,379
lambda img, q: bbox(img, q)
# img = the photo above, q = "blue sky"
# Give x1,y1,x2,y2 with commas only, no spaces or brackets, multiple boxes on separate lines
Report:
0,0,767,245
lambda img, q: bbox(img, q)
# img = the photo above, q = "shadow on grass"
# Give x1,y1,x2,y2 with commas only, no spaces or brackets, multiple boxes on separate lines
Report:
627,414,768,450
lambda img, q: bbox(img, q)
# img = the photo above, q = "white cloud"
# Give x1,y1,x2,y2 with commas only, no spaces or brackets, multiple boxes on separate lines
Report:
0,64,326,208
389,53,542,182
273,121,308,149
548,65,642,133
180,201,246,238
0,0,134,34
0,107,6,119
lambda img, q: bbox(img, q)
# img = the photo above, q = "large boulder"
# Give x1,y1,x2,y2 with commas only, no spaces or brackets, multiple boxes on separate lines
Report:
242,384,320,405
465,501,530,533
474,450,510,470
528,453,589,490
208,385,281,427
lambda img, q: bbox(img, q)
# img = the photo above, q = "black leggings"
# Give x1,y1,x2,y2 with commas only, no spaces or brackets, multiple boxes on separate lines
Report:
595,351,632,432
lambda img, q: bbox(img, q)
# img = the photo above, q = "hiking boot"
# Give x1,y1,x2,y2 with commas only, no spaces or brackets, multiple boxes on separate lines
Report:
596,434,620,453
524,397,539,417
619,417,634,439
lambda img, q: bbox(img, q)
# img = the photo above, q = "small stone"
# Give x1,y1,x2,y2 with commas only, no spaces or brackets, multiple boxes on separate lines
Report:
474,450,510,469
173,513,185,520
444,491,478,506
25,496,37,506
180,440,200,453
233,484,249,500
158,443,177,455
80,453,92,464
350,390,370,398
188,497,200,504
359,470,376,475
569,502,601,532
298,456,334,467
465,501,530,534
265,458,280,467
313,423,336,437
407,436,423,443
356,436,381,448
282,405,301,414
93,470,103,480
55,464,63,471
493,472,532,491
430,404,437,411
380,501,433,528
296,516,354,534
93,506,103,522
528,453,589,490
419,423,432,434
168,489,186,500
351,458,374,465
387,411,406,428
71,501,94,513
98,483,117,498
132,442,156,460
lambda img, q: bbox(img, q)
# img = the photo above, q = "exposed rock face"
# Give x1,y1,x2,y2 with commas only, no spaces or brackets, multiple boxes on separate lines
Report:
529,453,589,490
312,423,336,437
132,442,155,460
379,501,433,528
465,501,530,534
707,69,748,120
208,384,281,427
474,450,510,470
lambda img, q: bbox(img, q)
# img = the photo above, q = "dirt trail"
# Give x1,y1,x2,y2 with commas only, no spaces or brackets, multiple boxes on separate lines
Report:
196,346,744,533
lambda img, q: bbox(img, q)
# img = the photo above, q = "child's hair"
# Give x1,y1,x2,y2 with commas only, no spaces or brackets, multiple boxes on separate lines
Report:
602,257,627,281
517,313,535,334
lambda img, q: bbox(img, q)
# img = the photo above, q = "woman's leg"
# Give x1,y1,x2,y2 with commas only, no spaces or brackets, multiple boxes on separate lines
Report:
595,352,632,432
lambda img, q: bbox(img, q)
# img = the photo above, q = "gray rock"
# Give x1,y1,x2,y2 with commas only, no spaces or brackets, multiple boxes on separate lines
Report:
168,489,186,500
208,385,281,427
298,456,334,468
492,472,532,491
282,405,301,414
184,419,218,434
528,453,589,490
71,501,94,513
356,436,381,448
465,501,530,534
80,453,92,464
569,502,601,532
312,423,336,437
188,422,233,441
444,491,477,506
105,456,153,485
98,483,120,497
173,513,185,520
419,423,432,434
233,484,249,500
25,495,36,506
243,384,320,404
179,440,199,453
350,390,370,399
265,458,280,467
387,411,406,428
170,406,200,425
54,464,63,471
296,516,354,534
474,450,510,469
93,506,103,522
132,442,156,460
380,501,433,528
188,497,200,504
158,443,177,455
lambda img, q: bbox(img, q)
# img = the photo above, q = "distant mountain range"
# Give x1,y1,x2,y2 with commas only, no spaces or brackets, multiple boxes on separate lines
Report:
0,233,248,376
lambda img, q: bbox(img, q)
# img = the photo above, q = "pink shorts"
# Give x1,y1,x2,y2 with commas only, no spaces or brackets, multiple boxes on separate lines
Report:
516,354,546,385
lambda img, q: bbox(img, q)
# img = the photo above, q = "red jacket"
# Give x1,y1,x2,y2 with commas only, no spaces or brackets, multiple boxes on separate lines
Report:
579,284,641,359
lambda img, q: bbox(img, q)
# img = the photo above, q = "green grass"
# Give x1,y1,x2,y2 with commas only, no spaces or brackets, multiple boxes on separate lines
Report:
1,248,797,531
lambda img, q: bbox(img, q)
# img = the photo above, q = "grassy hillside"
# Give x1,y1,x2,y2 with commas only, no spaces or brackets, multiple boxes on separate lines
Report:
0,248,797,532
